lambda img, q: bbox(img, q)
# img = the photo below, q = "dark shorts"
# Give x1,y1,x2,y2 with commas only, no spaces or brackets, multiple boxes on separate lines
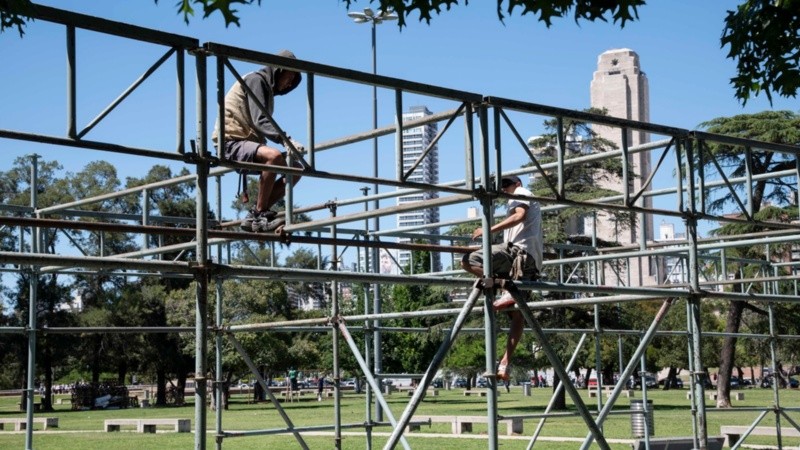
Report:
222,140,296,175
463,242,538,280
222,140,260,164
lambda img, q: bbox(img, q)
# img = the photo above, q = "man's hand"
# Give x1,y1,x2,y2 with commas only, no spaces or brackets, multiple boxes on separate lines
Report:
288,138,306,155
471,227,484,240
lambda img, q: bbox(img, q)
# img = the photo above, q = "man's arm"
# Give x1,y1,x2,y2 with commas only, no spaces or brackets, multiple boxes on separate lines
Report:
471,204,528,240
244,75,283,144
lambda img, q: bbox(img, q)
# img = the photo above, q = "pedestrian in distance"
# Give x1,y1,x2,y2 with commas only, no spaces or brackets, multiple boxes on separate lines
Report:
212,49,306,233
461,174,543,382
317,375,325,401
288,367,299,393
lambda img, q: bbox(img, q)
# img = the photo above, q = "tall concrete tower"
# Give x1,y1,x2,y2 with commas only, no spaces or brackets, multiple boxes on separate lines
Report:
590,49,655,286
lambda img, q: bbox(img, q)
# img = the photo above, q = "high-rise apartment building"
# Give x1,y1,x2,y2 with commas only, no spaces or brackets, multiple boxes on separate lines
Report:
397,106,441,272
590,49,655,286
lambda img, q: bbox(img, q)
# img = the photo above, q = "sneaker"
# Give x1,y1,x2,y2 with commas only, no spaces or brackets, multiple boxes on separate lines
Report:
241,209,277,232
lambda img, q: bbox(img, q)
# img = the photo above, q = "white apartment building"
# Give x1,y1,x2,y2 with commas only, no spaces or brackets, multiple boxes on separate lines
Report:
396,106,441,272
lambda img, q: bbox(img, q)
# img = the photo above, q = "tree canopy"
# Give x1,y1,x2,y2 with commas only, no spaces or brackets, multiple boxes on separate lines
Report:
1,0,798,104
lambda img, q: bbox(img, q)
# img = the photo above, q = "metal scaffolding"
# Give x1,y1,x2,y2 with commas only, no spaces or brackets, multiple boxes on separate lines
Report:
2,4,800,450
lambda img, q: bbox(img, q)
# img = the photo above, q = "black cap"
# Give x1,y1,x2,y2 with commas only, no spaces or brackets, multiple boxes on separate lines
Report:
501,175,521,186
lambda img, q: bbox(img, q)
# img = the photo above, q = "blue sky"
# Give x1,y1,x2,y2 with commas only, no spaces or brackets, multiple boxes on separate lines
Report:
1,1,797,266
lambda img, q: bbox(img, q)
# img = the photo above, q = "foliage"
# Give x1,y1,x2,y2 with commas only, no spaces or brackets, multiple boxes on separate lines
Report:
699,110,800,407
721,0,800,104
698,111,800,215
0,0,33,36
528,107,634,247
3,0,797,104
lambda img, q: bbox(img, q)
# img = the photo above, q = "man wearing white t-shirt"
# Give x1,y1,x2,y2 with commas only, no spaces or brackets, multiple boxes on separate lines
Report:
461,174,543,382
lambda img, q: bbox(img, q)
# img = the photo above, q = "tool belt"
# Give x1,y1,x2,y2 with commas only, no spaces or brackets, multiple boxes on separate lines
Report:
508,243,539,281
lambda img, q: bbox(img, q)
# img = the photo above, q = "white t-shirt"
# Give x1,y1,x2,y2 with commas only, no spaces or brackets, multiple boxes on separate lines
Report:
503,186,543,271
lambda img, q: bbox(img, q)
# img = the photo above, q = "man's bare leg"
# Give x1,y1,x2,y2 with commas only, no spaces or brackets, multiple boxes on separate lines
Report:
264,173,303,212
497,310,523,380
253,145,284,213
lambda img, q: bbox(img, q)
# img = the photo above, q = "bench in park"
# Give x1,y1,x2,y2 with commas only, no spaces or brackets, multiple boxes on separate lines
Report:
721,425,800,447
589,387,634,398
631,436,724,450
457,415,523,436
104,418,190,433
406,415,459,434
16,402,41,412
463,390,493,397
406,388,438,397
405,415,522,435
0,417,59,431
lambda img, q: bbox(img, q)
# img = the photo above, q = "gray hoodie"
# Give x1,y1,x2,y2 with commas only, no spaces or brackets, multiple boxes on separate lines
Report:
212,60,302,146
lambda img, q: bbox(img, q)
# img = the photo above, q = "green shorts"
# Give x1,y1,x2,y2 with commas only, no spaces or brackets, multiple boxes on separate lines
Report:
463,242,538,279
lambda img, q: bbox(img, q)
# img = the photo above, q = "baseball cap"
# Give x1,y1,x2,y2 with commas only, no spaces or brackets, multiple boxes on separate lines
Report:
501,175,521,186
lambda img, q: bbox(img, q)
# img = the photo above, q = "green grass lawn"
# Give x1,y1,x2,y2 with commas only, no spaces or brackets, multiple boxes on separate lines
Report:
1,387,798,449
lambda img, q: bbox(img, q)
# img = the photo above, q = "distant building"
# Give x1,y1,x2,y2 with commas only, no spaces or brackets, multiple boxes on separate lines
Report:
654,221,687,285
590,49,655,286
396,106,441,272
292,263,355,311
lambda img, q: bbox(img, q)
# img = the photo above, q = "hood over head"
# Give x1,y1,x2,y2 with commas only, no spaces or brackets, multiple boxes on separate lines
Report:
273,49,302,95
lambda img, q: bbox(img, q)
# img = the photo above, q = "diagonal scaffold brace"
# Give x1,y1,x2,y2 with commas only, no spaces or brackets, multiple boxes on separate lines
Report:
383,279,486,450
498,279,612,450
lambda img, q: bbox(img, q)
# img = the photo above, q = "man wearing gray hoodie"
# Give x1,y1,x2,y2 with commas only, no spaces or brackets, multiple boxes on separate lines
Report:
212,50,304,232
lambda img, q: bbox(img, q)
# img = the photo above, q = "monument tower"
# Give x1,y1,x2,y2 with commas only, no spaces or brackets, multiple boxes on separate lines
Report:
590,49,655,286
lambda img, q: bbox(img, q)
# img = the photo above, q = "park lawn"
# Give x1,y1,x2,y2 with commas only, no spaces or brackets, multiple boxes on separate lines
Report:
0,387,798,449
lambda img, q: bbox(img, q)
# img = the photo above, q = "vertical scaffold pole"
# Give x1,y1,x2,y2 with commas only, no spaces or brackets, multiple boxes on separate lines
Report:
214,175,224,450
195,51,209,450
24,155,39,450
66,26,76,139
331,208,342,450
476,104,499,449
685,138,708,449
767,302,783,446
176,48,185,154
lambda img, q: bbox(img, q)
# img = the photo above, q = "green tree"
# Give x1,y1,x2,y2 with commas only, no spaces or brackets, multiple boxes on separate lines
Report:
649,299,722,390
3,1,796,103
0,156,78,409
60,161,140,391
127,165,198,274
697,110,800,407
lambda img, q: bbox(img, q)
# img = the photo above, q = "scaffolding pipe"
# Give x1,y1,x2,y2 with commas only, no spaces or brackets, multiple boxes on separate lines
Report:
384,283,484,450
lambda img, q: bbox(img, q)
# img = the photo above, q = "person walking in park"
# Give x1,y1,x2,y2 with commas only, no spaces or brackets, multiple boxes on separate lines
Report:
461,174,543,382
317,375,325,401
288,367,299,393
212,49,306,232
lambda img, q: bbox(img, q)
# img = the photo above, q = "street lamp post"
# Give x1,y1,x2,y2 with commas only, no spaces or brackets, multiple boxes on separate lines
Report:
348,7,397,424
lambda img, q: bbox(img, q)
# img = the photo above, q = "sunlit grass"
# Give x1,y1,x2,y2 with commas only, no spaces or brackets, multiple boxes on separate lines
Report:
0,387,798,449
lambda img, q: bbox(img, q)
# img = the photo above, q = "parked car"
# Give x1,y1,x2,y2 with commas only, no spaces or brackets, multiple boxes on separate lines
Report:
658,378,684,388
788,377,799,388
476,377,488,388
626,375,657,389
431,378,443,388
453,378,468,388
